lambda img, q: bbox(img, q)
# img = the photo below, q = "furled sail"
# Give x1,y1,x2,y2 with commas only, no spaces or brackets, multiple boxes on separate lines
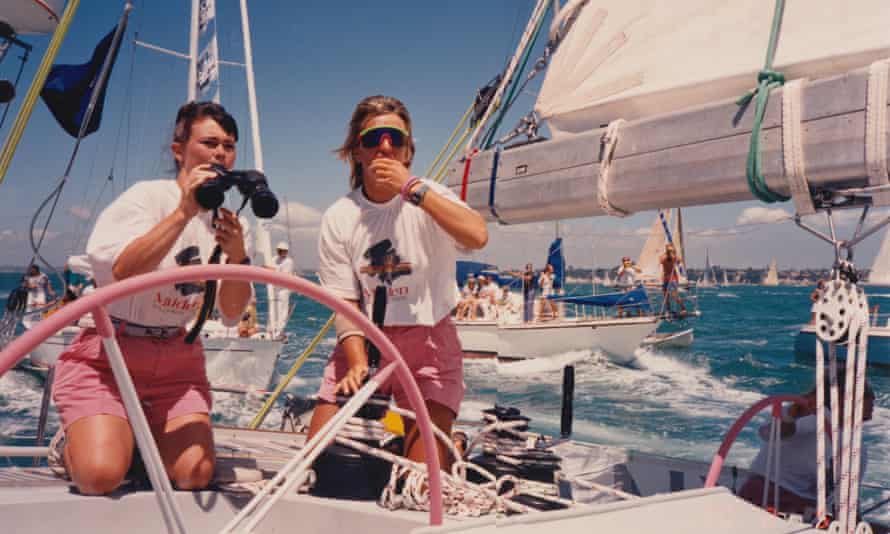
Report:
535,0,890,138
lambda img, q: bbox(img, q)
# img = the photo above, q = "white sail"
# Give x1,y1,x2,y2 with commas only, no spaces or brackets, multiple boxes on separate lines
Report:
536,0,890,139
637,210,670,282
763,259,779,286
868,229,890,285
723,270,729,286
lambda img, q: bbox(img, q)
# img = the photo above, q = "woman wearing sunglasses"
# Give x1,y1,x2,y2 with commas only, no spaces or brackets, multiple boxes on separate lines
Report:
308,95,488,471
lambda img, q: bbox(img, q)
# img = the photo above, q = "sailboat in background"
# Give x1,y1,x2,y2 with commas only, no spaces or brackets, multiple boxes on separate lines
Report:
722,270,730,286
698,248,715,288
637,209,687,287
762,259,779,286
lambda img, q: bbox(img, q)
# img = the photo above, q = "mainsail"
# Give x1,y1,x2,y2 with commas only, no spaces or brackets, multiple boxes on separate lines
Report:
535,0,890,138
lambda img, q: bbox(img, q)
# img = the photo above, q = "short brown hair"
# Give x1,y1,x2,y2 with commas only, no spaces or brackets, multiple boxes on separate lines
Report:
172,101,238,170
336,95,415,190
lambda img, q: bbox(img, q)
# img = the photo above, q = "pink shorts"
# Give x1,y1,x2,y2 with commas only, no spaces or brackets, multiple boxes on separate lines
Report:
52,328,212,430
317,317,465,416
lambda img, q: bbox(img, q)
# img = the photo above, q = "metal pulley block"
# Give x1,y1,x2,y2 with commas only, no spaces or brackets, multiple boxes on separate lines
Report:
812,278,867,343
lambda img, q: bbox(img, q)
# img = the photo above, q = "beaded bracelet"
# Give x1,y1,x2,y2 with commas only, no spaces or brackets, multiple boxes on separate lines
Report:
400,176,420,201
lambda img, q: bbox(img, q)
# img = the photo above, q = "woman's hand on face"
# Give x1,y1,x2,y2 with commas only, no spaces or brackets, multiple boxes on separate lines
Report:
336,362,369,396
178,163,220,218
215,208,248,262
367,158,411,196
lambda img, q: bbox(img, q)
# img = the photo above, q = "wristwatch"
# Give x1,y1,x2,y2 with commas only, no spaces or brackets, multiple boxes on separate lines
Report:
408,183,430,206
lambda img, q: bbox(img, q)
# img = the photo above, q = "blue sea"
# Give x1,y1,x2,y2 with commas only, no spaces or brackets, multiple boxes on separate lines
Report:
1,272,889,519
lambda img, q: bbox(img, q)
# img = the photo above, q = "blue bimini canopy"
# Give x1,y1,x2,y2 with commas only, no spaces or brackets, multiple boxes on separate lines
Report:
552,285,650,312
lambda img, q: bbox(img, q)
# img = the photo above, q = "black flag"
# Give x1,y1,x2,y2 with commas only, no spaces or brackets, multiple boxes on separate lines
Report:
40,27,124,138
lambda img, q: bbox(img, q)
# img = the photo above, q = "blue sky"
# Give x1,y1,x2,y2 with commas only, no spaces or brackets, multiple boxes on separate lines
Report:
0,1,886,273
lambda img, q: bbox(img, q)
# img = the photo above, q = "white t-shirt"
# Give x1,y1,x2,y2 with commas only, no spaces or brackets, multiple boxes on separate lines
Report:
616,266,637,287
86,180,252,327
539,272,554,296
318,179,466,326
25,273,50,305
275,256,294,276
748,411,868,501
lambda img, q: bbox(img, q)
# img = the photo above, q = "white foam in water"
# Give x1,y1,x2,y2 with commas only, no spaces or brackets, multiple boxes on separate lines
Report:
716,292,739,299
495,350,591,377
0,370,60,436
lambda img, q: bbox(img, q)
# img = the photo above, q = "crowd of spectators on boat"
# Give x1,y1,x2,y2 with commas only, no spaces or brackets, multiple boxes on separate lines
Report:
454,263,562,322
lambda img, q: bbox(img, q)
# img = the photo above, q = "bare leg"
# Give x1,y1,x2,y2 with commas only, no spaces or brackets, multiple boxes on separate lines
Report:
307,400,339,441
64,414,134,495
401,400,456,473
155,412,215,490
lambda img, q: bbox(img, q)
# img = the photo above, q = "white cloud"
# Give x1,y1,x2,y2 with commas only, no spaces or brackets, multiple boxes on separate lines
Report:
68,205,91,221
0,229,15,241
736,207,791,226
30,229,60,242
271,200,323,228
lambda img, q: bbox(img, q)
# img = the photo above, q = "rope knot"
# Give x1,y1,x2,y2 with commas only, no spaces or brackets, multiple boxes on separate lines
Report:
757,69,785,86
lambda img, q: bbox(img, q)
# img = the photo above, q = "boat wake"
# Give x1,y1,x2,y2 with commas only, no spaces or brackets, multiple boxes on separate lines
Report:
716,292,739,298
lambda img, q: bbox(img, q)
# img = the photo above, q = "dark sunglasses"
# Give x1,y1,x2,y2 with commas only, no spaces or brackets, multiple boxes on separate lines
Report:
359,126,409,149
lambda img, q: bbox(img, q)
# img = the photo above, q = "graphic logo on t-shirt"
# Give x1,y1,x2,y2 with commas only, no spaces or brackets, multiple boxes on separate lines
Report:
359,239,412,285
173,245,205,296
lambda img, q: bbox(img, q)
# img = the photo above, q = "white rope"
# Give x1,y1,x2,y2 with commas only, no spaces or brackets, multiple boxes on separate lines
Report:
816,327,828,521
597,119,629,217
782,78,816,215
846,293,870,531
866,60,890,206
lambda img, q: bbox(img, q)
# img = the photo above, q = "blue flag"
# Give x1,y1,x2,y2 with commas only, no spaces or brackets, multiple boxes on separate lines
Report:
40,27,123,138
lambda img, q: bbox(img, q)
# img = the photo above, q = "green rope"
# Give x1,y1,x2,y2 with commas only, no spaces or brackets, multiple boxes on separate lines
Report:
740,0,789,203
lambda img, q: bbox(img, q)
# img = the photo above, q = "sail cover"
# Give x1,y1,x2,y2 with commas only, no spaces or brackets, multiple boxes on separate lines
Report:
553,285,650,311
536,0,890,138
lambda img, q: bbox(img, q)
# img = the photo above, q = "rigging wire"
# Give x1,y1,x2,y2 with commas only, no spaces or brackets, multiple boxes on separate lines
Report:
0,44,31,132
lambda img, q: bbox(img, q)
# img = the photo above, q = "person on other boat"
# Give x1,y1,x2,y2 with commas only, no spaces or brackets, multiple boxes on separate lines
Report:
521,263,537,322
809,279,826,324
455,276,479,320
24,264,56,311
659,243,686,314
271,240,294,335
616,256,642,317
50,101,253,495
738,373,875,517
476,275,498,320
238,297,259,338
497,284,519,319
306,95,488,472
538,264,558,320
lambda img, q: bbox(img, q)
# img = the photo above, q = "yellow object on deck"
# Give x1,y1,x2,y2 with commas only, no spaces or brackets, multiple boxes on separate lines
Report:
380,410,404,436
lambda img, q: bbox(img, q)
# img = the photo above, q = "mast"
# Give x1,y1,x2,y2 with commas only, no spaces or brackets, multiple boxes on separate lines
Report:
239,0,263,171
188,0,199,101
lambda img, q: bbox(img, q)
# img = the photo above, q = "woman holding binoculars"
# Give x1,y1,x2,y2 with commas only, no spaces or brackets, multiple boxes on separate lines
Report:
50,101,252,495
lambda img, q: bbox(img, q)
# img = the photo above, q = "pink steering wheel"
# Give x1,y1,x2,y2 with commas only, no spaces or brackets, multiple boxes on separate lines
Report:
704,394,810,488
0,264,444,525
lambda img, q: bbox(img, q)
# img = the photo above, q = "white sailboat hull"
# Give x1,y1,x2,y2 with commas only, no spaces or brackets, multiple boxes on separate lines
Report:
26,325,284,391
456,317,657,365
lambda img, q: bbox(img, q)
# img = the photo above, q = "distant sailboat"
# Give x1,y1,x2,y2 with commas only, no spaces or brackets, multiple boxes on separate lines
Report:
699,248,715,288
868,228,890,285
722,270,730,286
762,259,779,286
